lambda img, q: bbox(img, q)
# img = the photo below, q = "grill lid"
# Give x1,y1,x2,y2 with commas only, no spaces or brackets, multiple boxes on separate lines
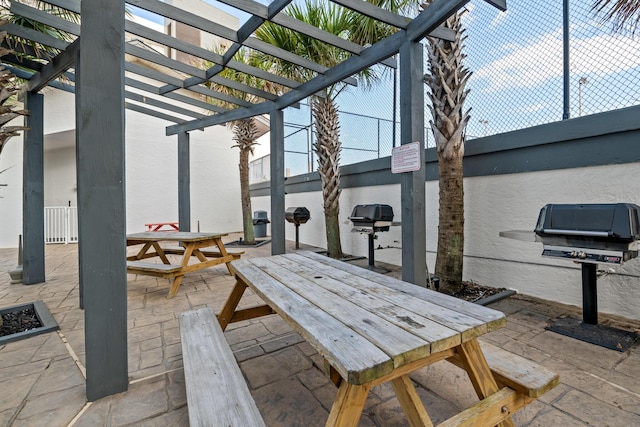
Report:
535,203,640,242
285,207,311,225
349,204,394,222
533,203,640,264
349,204,394,233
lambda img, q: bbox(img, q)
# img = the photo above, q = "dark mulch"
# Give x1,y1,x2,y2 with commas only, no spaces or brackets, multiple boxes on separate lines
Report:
225,239,270,248
0,307,43,337
451,281,508,303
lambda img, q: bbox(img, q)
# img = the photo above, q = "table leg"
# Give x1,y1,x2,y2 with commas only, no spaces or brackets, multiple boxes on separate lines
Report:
167,275,185,299
391,375,434,427
456,339,515,427
214,238,235,275
181,244,195,266
218,279,248,331
325,382,371,427
151,242,171,264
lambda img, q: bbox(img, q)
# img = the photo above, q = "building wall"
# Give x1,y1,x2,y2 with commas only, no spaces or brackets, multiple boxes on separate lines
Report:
250,105,640,320
0,125,23,249
0,89,242,248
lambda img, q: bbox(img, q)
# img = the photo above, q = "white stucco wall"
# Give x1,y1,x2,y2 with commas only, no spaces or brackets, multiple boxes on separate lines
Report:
44,145,77,207
0,126,24,249
252,162,640,320
0,89,242,248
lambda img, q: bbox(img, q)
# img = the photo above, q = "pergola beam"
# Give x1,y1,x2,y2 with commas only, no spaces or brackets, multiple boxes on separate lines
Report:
129,0,357,92
216,0,400,67
125,90,207,119
0,21,69,51
27,38,79,93
125,102,187,124
125,77,226,114
331,0,411,28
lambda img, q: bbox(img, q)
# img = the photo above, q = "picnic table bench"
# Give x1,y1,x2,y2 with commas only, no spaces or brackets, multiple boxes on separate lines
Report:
199,251,559,426
179,307,265,427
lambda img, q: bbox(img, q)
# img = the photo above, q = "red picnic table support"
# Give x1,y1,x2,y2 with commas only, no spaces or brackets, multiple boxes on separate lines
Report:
145,222,179,232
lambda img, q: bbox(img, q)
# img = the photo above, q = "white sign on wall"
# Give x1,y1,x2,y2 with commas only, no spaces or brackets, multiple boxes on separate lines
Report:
391,141,422,174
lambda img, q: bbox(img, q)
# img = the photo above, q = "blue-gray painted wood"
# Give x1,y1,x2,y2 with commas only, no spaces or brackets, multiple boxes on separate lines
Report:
270,110,286,255
399,40,426,287
78,0,128,401
178,132,191,232
22,92,45,285
75,47,83,309
27,37,78,92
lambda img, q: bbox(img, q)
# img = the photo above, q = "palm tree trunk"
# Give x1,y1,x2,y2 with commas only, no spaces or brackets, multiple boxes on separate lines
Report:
435,153,464,293
233,119,257,245
239,148,255,244
312,97,343,259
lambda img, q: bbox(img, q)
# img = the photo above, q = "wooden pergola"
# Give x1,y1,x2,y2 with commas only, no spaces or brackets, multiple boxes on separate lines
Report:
2,0,505,400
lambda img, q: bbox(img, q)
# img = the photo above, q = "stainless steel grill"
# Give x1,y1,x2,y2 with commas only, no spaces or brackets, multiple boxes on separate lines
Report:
532,203,640,351
348,204,394,269
285,207,311,249
534,203,640,265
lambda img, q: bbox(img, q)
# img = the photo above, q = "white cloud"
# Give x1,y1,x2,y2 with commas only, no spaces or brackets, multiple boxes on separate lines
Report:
523,103,545,112
474,29,640,92
489,10,509,29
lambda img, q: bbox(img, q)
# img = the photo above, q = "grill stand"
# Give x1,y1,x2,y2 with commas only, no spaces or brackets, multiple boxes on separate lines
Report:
294,224,300,250
546,263,638,352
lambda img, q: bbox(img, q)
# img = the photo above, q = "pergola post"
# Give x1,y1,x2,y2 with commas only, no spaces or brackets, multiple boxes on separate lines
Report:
270,109,285,254
74,46,84,309
22,91,45,285
78,0,128,400
399,40,427,287
178,131,191,231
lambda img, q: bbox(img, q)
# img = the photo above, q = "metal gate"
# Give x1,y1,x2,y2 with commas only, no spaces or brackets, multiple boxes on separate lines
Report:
44,206,78,244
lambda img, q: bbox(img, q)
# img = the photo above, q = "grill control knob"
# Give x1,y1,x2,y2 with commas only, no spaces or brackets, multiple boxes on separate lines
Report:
578,251,587,259
570,250,577,257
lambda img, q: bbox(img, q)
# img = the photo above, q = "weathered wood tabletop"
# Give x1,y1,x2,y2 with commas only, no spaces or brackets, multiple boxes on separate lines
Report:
126,232,241,298
222,251,525,426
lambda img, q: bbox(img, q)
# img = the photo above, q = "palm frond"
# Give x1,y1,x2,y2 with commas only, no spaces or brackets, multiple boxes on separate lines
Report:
592,0,640,35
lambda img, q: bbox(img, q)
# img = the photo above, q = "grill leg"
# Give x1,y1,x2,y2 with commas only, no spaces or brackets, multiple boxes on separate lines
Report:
368,234,375,268
295,224,300,250
582,263,598,325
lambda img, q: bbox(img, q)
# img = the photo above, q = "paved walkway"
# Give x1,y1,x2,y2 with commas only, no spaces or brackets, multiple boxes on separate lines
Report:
1,236,640,426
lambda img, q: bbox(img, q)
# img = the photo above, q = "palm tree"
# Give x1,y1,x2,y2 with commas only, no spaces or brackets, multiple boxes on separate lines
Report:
200,47,280,245
255,0,401,258
0,1,80,158
593,0,640,34
423,2,470,294
1,1,78,59
0,28,29,157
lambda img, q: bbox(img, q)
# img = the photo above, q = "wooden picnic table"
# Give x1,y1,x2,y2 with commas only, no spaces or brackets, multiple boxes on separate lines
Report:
221,251,526,427
145,221,179,231
126,231,242,298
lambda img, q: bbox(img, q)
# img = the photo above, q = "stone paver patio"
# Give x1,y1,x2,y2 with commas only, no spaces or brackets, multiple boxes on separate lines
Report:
1,236,640,426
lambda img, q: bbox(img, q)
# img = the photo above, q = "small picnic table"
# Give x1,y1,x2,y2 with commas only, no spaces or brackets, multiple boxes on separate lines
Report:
126,231,241,298
220,251,529,426
144,221,179,232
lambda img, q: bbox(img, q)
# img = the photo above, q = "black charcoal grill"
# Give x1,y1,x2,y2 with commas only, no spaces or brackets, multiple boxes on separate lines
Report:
533,203,640,350
348,204,394,269
285,207,311,249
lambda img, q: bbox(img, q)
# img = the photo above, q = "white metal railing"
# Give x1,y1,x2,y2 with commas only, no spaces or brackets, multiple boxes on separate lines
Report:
44,206,78,244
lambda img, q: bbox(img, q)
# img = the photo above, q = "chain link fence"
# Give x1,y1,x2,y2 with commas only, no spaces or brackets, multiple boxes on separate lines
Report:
251,0,640,180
